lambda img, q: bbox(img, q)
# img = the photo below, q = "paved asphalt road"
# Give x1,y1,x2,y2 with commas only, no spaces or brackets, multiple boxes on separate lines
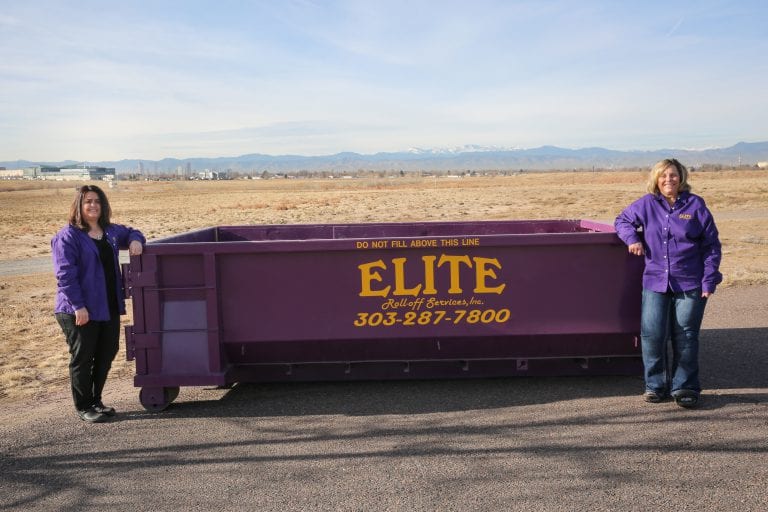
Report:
0,255,128,277
1,285,766,511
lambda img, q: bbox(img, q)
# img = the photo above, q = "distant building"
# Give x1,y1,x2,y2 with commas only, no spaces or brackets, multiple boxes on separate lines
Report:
0,168,24,178
22,165,116,180
758,161,768,169
197,169,228,180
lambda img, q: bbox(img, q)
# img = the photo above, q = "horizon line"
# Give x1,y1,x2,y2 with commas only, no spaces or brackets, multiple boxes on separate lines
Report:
2,140,766,164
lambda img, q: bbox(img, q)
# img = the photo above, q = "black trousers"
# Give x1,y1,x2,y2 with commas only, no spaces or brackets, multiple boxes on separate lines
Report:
55,313,121,411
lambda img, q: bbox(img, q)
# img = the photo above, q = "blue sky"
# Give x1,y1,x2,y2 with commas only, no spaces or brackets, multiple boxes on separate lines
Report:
1,0,766,161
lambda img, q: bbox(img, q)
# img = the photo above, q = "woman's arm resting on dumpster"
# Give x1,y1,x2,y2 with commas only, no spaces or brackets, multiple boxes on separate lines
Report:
614,198,647,254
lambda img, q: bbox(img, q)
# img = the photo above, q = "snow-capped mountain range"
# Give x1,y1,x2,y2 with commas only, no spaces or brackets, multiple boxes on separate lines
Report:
406,145,521,155
3,141,767,174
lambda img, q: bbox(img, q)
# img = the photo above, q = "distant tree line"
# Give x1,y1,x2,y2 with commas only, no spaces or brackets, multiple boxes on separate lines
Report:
116,163,765,181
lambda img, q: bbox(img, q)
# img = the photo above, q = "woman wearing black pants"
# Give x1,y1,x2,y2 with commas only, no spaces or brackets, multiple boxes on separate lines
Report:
52,185,145,423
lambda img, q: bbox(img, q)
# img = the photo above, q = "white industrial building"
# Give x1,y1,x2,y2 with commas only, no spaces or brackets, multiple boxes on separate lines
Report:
21,165,116,180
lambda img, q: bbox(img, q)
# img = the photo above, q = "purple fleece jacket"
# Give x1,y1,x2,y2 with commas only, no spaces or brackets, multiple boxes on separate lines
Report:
52,224,145,320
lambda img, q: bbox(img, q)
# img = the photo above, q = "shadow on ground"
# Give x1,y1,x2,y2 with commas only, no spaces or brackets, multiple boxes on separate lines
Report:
120,326,767,420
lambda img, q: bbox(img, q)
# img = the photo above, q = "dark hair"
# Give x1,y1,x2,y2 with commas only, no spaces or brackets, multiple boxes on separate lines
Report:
68,185,112,231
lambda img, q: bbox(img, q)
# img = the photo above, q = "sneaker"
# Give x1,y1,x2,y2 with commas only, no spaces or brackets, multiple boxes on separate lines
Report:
643,391,663,403
93,401,116,416
78,407,108,423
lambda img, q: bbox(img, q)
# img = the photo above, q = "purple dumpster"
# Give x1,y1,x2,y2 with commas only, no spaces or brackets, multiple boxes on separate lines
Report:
124,219,643,411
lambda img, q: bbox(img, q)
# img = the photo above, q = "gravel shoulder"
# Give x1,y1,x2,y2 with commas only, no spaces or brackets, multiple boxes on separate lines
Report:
1,285,766,511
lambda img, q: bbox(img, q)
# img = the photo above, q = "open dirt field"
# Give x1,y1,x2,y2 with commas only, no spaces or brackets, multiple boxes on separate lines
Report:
0,171,766,511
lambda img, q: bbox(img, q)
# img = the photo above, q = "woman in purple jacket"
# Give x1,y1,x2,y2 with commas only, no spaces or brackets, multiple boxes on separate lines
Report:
615,158,722,408
52,185,145,423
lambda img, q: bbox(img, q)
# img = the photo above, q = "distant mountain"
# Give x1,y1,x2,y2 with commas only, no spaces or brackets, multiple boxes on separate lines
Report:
406,144,522,155
1,159,79,169
3,141,767,174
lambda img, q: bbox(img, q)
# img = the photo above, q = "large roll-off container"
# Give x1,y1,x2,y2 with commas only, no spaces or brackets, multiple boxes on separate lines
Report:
124,220,643,411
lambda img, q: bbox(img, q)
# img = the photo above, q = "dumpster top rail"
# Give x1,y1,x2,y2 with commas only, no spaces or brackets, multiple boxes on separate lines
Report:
151,219,615,245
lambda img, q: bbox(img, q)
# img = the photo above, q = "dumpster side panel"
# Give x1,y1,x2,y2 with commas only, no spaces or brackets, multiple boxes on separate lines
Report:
215,237,640,343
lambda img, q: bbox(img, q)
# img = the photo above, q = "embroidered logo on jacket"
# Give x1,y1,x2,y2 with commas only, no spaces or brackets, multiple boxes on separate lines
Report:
679,213,692,220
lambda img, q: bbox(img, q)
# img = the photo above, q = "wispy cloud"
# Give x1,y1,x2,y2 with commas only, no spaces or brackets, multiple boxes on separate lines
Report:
666,17,684,36
1,1,767,161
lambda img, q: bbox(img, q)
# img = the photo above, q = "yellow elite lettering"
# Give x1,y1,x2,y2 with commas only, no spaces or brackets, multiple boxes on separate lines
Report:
359,253,507,298
421,255,437,295
392,257,422,296
437,255,472,294
359,260,390,297
473,257,506,294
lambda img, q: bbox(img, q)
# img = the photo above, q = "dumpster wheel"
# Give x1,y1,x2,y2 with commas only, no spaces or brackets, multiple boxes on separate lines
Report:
139,386,180,412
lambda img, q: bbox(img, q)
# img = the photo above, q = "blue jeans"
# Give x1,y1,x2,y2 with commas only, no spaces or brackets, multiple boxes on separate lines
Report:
641,288,708,397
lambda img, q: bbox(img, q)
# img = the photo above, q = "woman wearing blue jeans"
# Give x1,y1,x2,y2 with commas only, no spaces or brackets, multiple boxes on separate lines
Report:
615,159,722,408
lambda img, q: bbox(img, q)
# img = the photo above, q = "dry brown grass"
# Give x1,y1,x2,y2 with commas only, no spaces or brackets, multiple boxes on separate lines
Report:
1,170,766,403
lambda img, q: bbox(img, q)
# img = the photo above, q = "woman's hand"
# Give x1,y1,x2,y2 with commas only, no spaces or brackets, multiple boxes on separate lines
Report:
128,240,143,256
628,242,645,256
75,307,89,326
702,291,713,298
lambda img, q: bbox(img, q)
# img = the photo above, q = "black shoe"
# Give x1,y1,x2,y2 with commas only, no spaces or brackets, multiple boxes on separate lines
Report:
674,391,699,409
93,401,116,416
78,407,108,423
643,390,663,403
